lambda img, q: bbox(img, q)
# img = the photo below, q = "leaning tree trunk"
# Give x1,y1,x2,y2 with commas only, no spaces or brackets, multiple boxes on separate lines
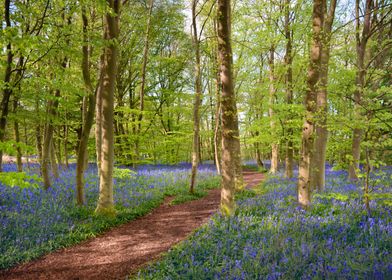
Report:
298,0,324,208
190,0,202,194
217,0,242,215
95,0,120,216
312,0,337,191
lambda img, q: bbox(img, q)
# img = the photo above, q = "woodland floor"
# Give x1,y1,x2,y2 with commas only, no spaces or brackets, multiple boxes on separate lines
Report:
0,171,264,280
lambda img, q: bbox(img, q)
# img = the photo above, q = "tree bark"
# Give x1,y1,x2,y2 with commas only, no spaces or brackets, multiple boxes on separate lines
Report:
42,88,61,189
13,98,23,172
268,45,279,174
135,0,154,164
63,125,69,168
35,98,43,167
284,0,294,179
36,123,43,167
218,0,242,215
213,20,222,175
190,0,202,194
214,75,222,175
312,0,337,191
0,0,13,172
76,6,97,206
349,0,372,180
298,0,324,208
50,140,59,178
95,0,120,216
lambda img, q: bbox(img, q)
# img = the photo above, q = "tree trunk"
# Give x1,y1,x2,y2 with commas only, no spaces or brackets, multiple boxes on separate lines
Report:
298,0,324,208
56,132,63,168
76,7,97,206
24,121,30,169
50,140,59,178
190,0,202,194
42,88,61,189
135,0,154,165
218,0,241,215
268,45,279,174
0,0,13,172
312,0,337,191
95,0,120,216
349,0,372,180
255,142,264,169
63,125,69,168
284,0,294,179
36,123,43,167
13,98,23,172
214,85,222,175
213,20,222,175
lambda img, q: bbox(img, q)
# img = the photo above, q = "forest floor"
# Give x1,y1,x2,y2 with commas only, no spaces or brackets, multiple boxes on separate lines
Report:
0,170,264,280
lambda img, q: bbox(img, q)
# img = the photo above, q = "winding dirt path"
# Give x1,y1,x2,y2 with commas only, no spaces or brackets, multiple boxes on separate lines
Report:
0,171,264,280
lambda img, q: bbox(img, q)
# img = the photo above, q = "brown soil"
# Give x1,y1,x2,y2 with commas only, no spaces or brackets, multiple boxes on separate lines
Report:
0,171,264,280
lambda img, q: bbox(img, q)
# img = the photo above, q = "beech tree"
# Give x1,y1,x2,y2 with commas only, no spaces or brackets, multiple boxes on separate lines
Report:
311,0,337,191
217,0,242,215
348,0,373,180
189,0,203,194
298,0,324,208
76,5,97,205
95,0,120,215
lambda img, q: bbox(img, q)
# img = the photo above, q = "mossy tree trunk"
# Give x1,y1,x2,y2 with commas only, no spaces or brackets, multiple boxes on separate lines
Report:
298,0,324,208
95,0,120,216
217,0,242,215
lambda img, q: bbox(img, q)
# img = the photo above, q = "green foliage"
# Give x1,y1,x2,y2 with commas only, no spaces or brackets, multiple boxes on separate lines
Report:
113,168,136,180
0,172,41,189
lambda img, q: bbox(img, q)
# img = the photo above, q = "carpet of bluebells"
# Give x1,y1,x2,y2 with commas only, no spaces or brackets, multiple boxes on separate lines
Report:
138,167,392,279
0,163,220,269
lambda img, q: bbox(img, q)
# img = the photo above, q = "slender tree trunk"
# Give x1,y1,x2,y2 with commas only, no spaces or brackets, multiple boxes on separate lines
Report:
42,88,61,189
63,125,69,168
218,0,241,215
268,45,279,174
214,87,222,175
284,0,294,179
36,123,43,166
95,0,120,215
13,98,23,172
96,56,103,175
76,7,97,205
24,120,30,169
349,0,372,180
135,0,154,164
298,0,324,208
0,0,13,172
50,140,59,178
213,22,222,175
312,0,337,191
190,0,202,194
56,132,63,168
255,142,264,169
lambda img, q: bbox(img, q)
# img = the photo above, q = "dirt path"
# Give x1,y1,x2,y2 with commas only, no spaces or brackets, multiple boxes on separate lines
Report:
0,171,264,280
